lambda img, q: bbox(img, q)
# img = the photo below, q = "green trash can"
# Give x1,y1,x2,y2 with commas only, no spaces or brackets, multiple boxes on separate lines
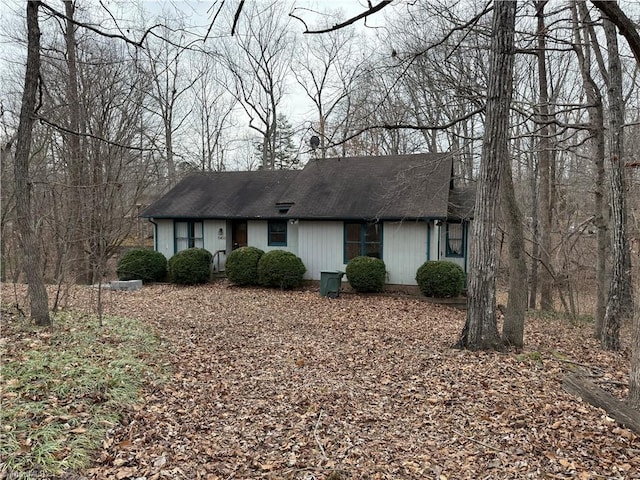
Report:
320,270,345,298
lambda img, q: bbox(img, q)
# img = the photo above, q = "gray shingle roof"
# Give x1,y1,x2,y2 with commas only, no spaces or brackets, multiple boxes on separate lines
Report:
141,153,472,220
141,170,298,219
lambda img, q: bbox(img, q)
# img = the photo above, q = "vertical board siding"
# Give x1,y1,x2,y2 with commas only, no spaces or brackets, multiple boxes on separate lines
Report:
248,220,268,249
287,222,299,255
247,220,296,254
298,221,344,280
155,219,174,259
383,221,428,285
204,220,227,270
152,218,468,283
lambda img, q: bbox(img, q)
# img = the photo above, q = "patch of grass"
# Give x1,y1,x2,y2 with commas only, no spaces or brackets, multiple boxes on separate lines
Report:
0,310,164,478
527,309,594,325
516,351,543,365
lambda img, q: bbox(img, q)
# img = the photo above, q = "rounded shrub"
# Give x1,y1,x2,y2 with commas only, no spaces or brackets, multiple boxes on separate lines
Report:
416,260,465,298
116,249,167,283
345,256,386,293
168,248,213,285
257,250,306,290
225,246,265,286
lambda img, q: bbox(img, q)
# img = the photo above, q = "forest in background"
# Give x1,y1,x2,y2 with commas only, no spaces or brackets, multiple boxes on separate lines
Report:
0,1,638,347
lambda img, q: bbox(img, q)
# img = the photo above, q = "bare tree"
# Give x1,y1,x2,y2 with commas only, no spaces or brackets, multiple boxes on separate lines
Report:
590,0,640,410
457,0,516,350
601,17,633,350
188,53,236,171
572,1,608,336
220,2,293,170
14,0,50,325
501,152,527,347
536,0,555,312
292,19,364,158
142,15,197,187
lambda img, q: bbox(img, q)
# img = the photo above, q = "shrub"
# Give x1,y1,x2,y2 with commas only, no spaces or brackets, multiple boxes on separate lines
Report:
116,249,167,283
416,260,465,298
345,256,386,293
168,248,212,285
257,250,306,289
226,246,265,286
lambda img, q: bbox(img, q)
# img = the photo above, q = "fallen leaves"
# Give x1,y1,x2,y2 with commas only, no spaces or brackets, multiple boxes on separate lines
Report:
3,283,639,479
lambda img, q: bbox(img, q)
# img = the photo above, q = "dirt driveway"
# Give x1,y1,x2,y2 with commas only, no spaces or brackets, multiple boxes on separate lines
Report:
20,283,639,479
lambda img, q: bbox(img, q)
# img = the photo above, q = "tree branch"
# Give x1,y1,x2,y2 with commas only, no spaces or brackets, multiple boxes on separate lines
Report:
231,0,245,36
36,116,153,152
329,105,485,149
39,1,159,48
591,1,640,66
292,1,393,34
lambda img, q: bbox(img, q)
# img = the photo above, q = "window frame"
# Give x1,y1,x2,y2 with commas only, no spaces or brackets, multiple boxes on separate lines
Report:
268,220,288,246
445,221,465,258
174,220,204,253
343,221,383,263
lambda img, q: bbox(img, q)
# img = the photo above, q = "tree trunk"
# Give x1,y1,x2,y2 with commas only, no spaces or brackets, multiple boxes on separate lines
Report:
573,1,608,337
564,371,640,433
602,18,633,351
457,1,516,351
630,293,640,409
594,149,608,337
501,154,527,348
14,1,50,326
528,149,539,309
64,0,91,285
536,1,554,312
165,119,176,185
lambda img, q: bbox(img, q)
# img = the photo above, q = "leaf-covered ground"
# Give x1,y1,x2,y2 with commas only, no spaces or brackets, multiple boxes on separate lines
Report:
4,283,640,479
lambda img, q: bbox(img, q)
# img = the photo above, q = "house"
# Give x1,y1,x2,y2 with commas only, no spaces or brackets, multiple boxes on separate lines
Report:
141,153,475,286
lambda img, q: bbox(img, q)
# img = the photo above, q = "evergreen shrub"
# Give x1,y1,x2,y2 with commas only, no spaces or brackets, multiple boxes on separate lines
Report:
257,250,306,289
415,260,465,298
116,249,167,283
168,248,212,285
345,256,386,293
225,246,264,286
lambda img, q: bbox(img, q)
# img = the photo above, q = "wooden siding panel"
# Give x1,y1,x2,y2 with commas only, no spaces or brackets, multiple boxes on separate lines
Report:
383,221,427,285
204,220,227,271
203,220,226,253
247,220,297,254
248,220,268,250
298,221,344,280
155,219,174,259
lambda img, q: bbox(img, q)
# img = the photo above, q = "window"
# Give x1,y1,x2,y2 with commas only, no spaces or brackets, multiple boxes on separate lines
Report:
446,222,464,257
268,220,287,246
344,222,382,262
175,221,204,252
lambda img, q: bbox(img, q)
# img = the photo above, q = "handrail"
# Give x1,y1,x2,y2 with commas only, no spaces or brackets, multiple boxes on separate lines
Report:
211,249,226,273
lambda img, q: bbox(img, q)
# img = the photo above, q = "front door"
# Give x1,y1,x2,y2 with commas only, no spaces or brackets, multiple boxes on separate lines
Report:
232,220,248,250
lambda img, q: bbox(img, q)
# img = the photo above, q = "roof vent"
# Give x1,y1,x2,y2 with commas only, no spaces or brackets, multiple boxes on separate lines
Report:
276,202,294,214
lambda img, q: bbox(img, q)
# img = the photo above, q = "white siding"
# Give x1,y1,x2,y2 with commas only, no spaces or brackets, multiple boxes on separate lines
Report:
383,221,428,285
247,220,297,254
298,221,344,280
248,220,267,249
152,217,470,284
287,222,299,255
154,219,174,260
204,220,228,271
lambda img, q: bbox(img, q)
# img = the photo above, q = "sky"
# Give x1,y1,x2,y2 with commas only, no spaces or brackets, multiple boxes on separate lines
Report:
0,0,399,164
